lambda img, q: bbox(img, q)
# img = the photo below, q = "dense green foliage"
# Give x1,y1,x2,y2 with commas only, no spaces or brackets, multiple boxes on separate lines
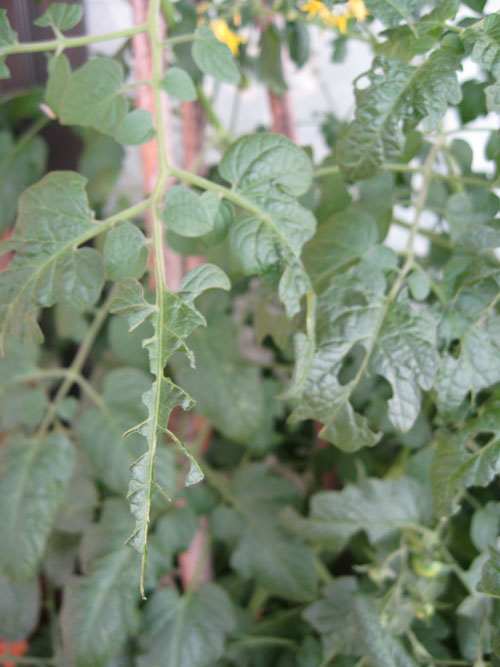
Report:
1,0,500,665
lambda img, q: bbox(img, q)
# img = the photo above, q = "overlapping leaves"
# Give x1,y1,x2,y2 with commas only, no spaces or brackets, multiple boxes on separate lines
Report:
211,464,318,602
338,51,461,179
0,172,104,352
219,132,315,318
290,262,438,450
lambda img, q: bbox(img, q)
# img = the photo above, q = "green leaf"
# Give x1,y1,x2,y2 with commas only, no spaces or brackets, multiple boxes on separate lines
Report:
364,0,417,26
192,24,240,84
431,404,500,517
125,378,196,549
468,14,500,80
110,279,156,331
281,476,432,549
34,3,83,31
471,502,500,552
0,385,47,432
162,186,213,237
0,570,40,641
104,223,148,281
303,211,378,290
304,577,418,665
255,25,287,95
111,264,230,594
407,268,430,301
77,368,151,494
337,52,461,180
138,583,236,667
220,133,315,317
0,130,47,234
161,67,197,101
211,464,318,602
0,172,105,352
79,130,124,208
0,433,75,583
60,499,140,665
436,288,500,415
478,548,500,598
47,56,128,136
486,80,500,113
115,109,156,146
171,315,265,443
198,192,233,247
0,10,17,79
61,549,140,667
290,264,438,449
287,21,310,69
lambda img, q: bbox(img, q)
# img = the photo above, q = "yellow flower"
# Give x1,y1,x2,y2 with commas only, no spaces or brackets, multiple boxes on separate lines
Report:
334,9,351,33
300,0,328,19
211,19,245,55
348,0,368,21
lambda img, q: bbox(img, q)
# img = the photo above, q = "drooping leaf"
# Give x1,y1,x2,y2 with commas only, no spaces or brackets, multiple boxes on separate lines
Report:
0,172,105,352
290,263,438,449
161,67,197,101
138,583,236,667
46,55,129,136
192,24,240,84
111,264,230,594
211,464,318,602
0,571,40,641
0,433,75,582
170,315,265,443
114,109,156,146
304,577,418,665
282,476,432,549
255,24,287,95
34,3,83,31
104,223,148,281
337,52,461,180
219,133,315,317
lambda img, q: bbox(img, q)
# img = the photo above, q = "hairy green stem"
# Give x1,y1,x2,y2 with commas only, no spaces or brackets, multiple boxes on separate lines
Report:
0,24,147,56
313,162,497,188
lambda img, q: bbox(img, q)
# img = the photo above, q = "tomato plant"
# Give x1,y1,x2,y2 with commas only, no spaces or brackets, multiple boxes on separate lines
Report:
1,0,500,665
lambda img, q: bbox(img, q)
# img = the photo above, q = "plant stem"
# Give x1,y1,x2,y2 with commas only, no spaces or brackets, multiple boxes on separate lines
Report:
392,218,452,250
313,162,497,189
229,636,298,650
387,141,442,301
0,24,148,56
163,32,199,47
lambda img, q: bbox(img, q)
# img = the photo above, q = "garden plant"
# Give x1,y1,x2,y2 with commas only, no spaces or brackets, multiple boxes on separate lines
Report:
1,0,500,665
